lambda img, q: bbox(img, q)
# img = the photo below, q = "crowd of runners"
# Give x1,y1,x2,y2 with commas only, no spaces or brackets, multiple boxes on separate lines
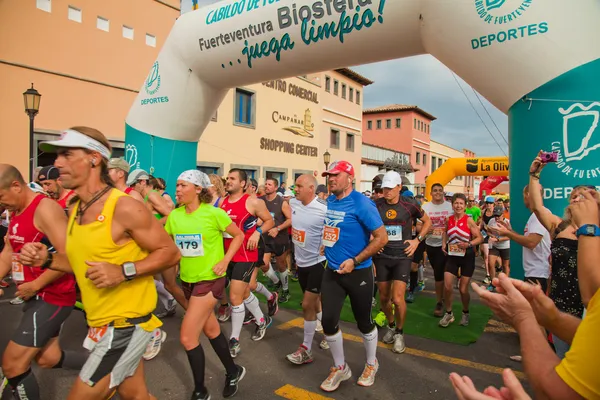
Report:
0,126,599,400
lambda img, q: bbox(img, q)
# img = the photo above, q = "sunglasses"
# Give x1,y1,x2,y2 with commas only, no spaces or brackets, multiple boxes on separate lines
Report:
573,185,597,190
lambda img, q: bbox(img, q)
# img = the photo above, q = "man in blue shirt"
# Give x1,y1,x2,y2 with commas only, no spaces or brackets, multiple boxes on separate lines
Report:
319,161,388,393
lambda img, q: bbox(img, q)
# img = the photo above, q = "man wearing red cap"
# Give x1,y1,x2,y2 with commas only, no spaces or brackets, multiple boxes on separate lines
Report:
319,161,388,392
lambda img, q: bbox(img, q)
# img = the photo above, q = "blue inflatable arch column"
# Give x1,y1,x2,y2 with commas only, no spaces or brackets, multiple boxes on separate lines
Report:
125,0,600,278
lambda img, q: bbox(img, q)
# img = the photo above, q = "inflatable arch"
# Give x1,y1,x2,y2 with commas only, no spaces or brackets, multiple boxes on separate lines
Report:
479,175,509,198
125,0,600,278
424,157,508,201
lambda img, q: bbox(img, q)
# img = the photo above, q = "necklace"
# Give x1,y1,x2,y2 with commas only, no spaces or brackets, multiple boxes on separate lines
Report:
77,185,111,224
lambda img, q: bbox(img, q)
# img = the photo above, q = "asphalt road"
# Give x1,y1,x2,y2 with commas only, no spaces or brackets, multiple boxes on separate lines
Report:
0,263,529,400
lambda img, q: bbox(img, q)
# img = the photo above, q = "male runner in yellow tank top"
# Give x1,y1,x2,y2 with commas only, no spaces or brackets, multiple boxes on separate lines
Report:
20,126,180,400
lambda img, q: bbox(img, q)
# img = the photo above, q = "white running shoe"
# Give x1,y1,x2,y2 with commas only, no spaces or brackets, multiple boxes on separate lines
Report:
315,320,323,332
392,334,406,354
143,329,166,361
357,359,379,387
439,312,455,328
10,297,24,305
382,326,395,344
460,312,470,326
319,339,329,350
286,345,313,365
320,364,352,392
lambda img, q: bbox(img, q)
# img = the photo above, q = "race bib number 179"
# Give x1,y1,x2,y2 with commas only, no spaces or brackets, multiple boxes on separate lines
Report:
175,234,204,257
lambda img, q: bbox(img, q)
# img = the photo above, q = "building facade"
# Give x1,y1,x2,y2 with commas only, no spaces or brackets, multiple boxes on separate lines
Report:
362,105,436,195
0,0,370,186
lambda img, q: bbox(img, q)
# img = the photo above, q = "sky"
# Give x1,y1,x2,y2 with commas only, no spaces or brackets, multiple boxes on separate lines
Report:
353,55,510,157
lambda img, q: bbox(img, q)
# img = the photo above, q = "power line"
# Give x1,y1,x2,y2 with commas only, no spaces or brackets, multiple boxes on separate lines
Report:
450,72,507,156
471,86,509,146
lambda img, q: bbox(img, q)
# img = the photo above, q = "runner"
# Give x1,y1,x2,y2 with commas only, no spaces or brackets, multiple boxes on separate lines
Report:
107,158,144,202
0,164,84,400
480,197,495,285
465,196,481,223
37,165,76,212
319,160,388,392
285,174,328,365
127,169,171,223
166,170,246,399
220,169,276,357
316,184,328,201
487,205,511,284
21,126,181,399
374,171,431,353
421,183,453,317
155,177,175,210
259,178,293,303
440,193,483,327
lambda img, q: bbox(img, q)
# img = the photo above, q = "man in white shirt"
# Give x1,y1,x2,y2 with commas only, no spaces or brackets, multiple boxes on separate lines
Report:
285,174,328,365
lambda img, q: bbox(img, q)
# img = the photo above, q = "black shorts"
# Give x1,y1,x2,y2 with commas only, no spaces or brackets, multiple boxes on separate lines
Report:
374,257,411,284
426,245,447,282
524,277,548,293
298,261,326,294
227,262,256,283
256,236,266,268
445,248,476,278
489,247,510,260
412,240,427,264
264,241,289,257
12,297,72,348
181,277,226,300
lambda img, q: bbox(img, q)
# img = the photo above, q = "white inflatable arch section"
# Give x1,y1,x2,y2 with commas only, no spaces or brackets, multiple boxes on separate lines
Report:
125,0,600,278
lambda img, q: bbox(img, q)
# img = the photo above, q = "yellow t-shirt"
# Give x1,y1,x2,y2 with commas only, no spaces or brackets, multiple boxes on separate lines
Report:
555,289,600,399
66,189,161,332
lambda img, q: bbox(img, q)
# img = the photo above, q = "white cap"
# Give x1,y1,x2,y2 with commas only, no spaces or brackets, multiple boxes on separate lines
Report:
27,182,47,195
126,169,150,186
381,171,402,189
177,170,212,188
283,189,294,197
39,129,111,160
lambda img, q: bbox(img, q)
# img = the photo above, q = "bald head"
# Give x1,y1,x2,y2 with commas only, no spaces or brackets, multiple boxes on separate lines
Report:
295,174,318,205
297,174,317,189
0,164,25,190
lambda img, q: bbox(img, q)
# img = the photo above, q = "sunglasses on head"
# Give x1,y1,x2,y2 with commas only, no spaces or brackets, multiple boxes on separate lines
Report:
573,185,596,190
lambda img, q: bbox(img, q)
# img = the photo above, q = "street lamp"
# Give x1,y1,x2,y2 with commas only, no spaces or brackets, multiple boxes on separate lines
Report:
23,83,42,181
323,150,331,184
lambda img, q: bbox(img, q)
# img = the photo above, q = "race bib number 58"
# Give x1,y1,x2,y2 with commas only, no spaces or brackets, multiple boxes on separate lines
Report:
322,226,340,247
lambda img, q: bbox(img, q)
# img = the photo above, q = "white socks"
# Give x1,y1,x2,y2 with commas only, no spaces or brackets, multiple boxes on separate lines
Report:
230,304,245,340
244,293,265,324
418,265,424,281
280,269,289,291
326,330,345,368
254,282,273,301
303,320,317,351
265,264,280,284
316,311,322,321
362,328,378,365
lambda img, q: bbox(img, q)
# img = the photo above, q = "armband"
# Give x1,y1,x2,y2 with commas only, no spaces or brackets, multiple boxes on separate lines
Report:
256,227,263,234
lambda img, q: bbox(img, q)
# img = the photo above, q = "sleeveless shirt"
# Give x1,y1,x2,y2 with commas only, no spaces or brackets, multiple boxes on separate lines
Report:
221,194,258,262
447,214,472,243
260,195,290,245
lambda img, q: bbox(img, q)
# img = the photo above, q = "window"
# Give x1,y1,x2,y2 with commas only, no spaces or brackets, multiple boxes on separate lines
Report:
334,80,339,95
346,133,354,152
376,120,382,129
325,76,331,92
122,25,134,40
97,16,109,32
419,121,423,131
438,158,443,169
367,121,372,130
416,152,421,165
423,154,427,166
395,118,401,128
145,34,156,47
234,88,255,127
197,166,218,175
37,0,51,12
349,88,354,102
211,110,218,122
68,6,81,22
330,129,340,149
431,156,437,172
266,171,284,185
341,84,346,99
356,90,361,105
427,124,430,133
386,119,391,129
414,119,417,129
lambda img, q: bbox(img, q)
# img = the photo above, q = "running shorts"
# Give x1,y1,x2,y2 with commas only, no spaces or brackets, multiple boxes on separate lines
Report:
264,241,289,257
489,247,510,260
12,297,72,348
181,277,226,300
227,262,255,283
426,245,447,282
412,240,427,264
373,257,411,284
297,261,326,294
445,248,476,278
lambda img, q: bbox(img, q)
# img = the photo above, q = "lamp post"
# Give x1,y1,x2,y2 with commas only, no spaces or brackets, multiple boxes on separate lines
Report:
23,83,42,181
323,150,331,185
467,185,471,197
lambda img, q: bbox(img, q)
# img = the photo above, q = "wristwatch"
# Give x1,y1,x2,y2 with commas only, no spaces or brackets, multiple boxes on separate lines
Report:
41,252,54,270
122,262,137,280
575,224,600,237
417,235,424,242
352,257,360,267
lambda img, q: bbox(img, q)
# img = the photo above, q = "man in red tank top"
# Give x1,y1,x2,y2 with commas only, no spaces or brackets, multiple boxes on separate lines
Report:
0,164,85,400
220,168,276,358
37,165,76,212
107,158,144,202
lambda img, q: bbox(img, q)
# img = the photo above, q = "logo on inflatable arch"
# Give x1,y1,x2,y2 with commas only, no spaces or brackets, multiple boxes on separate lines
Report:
145,62,161,96
125,144,139,169
474,0,532,25
551,102,600,180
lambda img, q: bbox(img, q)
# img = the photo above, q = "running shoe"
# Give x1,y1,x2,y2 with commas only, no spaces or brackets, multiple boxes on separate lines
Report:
315,320,323,332
392,334,406,354
223,365,246,398
382,326,395,344
0,279,9,288
143,329,166,361
417,280,425,292
319,339,329,350
229,338,241,358
483,275,491,285
279,290,290,303
243,313,255,325
217,304,232,322
251,315,272,341
460,312,470,326
267,292,279,316
406,292,415,303
10,297,24,305
320,364,352,392
156,299,177,319
286,345,313,365
433,302,444,318
190,390,210,400
0,367,8,399
290,270,299,282
439,312,455,328
357,359,379,387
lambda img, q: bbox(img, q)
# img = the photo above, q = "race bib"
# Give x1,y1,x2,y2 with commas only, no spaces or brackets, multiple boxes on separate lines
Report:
431,227,445,239
175,234,204,257
448,243,466,257
11,254,25,282
385,225,403,241
83,325,110,351
322,226,340,247
292,228,306,248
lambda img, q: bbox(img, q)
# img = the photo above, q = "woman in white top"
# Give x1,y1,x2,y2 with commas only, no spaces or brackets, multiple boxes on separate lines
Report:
487,206,511,288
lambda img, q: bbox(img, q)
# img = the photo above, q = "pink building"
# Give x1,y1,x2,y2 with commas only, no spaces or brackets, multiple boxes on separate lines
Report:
362,105,436,194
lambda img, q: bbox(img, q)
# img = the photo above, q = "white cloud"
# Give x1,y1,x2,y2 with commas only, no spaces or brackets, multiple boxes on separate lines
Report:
354,55,509,157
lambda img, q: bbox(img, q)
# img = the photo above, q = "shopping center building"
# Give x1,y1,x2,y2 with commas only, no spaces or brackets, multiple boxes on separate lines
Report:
0,0,371,186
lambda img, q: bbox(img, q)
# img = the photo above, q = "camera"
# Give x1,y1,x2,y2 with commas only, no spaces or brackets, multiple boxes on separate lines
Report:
540,151,558,163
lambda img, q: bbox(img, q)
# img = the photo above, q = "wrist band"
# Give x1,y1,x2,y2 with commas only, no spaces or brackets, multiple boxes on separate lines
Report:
257,227,263,234
529,172,541,180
